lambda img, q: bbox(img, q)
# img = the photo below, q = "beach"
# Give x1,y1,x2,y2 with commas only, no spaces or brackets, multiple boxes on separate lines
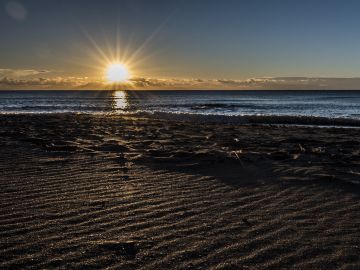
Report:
0,114,359,269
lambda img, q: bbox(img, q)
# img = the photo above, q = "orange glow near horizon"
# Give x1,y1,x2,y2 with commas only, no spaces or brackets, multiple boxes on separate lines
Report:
80,29,153,86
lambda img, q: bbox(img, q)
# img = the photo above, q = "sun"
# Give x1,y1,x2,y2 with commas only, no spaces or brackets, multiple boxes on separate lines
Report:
106,63,130,83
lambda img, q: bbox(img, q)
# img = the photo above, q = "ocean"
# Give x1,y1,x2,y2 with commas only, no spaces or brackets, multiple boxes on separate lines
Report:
1,90,360,125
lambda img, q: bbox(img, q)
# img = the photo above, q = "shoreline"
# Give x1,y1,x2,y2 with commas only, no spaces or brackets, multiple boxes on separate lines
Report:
1,111,360,128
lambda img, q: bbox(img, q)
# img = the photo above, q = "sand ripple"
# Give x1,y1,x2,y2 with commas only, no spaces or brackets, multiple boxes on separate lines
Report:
0,115,359,269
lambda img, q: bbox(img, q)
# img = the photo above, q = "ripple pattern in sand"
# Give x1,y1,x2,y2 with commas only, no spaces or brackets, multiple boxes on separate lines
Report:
1,143,360,270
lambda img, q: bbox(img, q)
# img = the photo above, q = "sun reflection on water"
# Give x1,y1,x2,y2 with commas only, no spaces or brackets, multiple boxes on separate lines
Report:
111,90,128,112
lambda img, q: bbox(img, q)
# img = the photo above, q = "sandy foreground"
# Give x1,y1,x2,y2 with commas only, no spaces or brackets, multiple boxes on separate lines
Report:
0,114,359,270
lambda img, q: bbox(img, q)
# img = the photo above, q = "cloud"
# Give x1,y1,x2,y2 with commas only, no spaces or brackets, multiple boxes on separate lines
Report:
5,1,27,21
0,76,90,90
2,74,360,90
0,68,49,78
118,77,360,90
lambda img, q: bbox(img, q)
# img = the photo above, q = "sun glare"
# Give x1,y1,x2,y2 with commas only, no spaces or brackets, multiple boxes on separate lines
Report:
106,63,130,83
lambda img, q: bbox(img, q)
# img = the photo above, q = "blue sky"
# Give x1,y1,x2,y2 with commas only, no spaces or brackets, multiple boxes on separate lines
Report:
1,0,360,89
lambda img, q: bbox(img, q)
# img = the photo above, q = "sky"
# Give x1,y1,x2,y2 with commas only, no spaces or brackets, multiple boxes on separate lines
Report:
1,0,360,90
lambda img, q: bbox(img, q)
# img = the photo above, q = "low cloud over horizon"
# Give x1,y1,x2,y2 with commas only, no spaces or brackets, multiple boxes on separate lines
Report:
0,68,50,78
2,68,360,90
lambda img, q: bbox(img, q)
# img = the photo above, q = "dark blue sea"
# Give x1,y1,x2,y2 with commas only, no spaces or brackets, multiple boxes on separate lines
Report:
1,90,360,125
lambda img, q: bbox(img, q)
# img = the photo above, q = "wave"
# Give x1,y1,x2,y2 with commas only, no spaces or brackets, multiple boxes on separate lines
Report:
189,103,251,110
0,105,113,111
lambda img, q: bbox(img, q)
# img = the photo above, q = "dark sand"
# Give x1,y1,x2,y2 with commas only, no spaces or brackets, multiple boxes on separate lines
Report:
0,114,359,269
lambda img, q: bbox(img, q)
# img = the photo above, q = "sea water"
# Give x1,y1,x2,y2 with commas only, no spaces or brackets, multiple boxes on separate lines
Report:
1,90,360,123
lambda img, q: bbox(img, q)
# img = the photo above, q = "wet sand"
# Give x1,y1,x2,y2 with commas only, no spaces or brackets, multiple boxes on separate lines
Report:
0,114,359,269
